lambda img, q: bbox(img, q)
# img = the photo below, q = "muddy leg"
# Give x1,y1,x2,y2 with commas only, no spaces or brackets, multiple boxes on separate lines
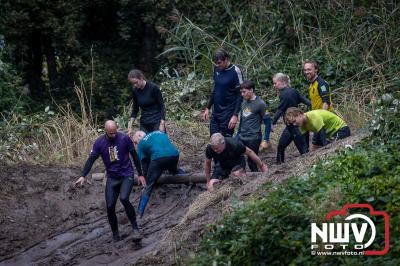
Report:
105,178,122,234
138,160,162,217
119,176,138,229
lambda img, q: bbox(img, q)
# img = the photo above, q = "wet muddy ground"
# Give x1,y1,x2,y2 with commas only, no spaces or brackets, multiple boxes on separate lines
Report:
0,121,362,265
0,164,205,265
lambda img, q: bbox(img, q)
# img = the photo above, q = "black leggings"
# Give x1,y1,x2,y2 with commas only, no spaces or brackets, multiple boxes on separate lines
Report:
210,115,234,137
277,126,309,163
105,176,137,233
138,155,179,216
140,122,160,133
240,138,261,172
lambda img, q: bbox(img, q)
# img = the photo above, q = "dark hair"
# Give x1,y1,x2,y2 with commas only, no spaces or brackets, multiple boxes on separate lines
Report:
128,69,145,80
303,60,319,73
240,80,255,92
213,48,229,62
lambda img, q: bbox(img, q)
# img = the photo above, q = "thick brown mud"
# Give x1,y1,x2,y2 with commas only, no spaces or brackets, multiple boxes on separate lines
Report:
0,163,204,265
0,121,362,265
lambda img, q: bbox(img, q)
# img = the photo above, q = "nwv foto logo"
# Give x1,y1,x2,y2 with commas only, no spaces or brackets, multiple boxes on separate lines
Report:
310,204,390,256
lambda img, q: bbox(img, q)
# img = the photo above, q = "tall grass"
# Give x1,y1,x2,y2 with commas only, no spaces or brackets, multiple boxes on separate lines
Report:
38,83,98,165
160,1,400,129
0,81,99,166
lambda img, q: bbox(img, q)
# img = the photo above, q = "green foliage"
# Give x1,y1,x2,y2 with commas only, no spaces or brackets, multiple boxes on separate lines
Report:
371,93,400,145
192,97,400,265
0,106,56,161
157,68,212,120
0,36,24,114
163,0,400,108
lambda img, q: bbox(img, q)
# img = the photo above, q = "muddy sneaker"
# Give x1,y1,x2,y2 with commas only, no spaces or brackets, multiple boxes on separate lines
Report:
112,231,121,242
132,228,143,241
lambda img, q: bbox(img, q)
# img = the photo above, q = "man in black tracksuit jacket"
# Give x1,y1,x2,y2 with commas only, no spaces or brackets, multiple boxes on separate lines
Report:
272,73,311,163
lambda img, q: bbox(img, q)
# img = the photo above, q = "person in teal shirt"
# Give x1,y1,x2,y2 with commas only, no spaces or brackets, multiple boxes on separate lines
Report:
132,130,183,217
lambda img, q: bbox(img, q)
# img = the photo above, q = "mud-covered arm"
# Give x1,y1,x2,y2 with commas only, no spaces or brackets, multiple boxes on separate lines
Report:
204,158,212,184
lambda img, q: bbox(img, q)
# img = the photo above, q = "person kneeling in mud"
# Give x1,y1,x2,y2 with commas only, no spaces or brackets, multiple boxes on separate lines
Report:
284,107,351,148
132,130,183,217
75,120,144,242
205,133,268,191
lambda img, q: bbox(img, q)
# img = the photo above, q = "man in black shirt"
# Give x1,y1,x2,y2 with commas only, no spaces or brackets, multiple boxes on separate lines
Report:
204,133,268,191
202,48,243,137
272,73,311,163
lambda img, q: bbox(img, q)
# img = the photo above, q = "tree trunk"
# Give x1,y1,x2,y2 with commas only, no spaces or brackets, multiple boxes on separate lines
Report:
139,23,158,74
27,31,45,99
43,35,58,91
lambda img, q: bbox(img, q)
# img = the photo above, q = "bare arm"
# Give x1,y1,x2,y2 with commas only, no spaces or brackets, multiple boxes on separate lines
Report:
245,147,268,172
204,158,212,184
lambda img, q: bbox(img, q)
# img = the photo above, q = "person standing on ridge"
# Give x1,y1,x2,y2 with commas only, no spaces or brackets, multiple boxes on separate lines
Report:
127,69,166,136
237,80,269,171
303,60,333,111
202,48,244,137
271,73,311,164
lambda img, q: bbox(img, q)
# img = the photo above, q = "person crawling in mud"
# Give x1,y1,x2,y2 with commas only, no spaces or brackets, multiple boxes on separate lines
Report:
284,107,351,149
205,133,268,191
132,130,184,217
75,120,144,242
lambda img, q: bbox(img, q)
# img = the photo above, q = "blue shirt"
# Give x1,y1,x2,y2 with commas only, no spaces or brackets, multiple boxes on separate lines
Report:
137,131,179,161
207,64,243,118
89,132,135,178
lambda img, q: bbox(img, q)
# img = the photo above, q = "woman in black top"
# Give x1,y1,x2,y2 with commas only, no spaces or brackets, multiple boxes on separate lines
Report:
127,69,166,136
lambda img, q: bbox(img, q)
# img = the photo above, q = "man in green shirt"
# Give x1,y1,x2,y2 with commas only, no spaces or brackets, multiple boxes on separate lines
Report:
284,107,350,148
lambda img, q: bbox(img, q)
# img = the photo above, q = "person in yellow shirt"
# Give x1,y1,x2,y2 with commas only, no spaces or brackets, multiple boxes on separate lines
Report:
284,107,350,148
303,60,333,111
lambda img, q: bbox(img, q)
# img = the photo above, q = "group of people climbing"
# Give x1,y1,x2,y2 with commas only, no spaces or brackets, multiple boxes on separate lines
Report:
75,48,351,243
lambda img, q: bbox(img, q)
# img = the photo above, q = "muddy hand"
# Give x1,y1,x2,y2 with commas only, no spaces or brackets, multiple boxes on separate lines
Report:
75,176,85,187
228,115,238,129
138,176,147,187
260,163,268,172
202,108,209,121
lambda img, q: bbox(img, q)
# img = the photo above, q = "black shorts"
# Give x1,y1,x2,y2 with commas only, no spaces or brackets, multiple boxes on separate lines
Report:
211,156,246,179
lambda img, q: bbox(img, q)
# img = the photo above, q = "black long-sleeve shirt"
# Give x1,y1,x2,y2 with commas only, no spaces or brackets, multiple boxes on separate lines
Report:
130,81,166,124
207,64,243,118
272,87,311,125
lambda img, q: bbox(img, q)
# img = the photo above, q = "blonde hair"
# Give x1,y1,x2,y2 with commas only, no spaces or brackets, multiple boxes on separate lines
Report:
273,73,291,87
284,107,303,125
